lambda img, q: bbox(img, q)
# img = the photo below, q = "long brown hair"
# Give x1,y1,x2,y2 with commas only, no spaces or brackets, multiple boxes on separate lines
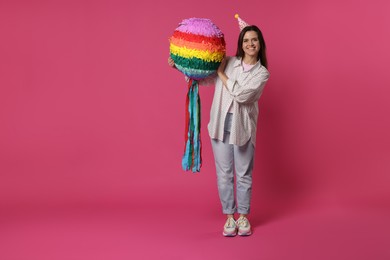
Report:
235,25,268,69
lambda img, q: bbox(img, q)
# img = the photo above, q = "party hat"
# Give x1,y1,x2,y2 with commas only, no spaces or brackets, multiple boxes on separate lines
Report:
234,14,249,31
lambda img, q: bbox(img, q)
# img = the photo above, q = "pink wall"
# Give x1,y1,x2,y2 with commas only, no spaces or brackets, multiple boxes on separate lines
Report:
1,0,389,211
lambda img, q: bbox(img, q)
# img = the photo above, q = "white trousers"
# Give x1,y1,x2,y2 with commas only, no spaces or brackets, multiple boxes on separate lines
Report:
211,113,255,215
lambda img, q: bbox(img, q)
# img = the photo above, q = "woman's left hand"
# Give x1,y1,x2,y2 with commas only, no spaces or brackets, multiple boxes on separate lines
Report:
168,57,176,68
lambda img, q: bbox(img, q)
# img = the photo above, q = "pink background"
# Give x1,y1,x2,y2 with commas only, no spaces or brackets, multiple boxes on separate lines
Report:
1,0,390,259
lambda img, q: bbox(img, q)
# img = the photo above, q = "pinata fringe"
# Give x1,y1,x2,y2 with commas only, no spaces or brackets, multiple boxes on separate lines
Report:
182,79,202,172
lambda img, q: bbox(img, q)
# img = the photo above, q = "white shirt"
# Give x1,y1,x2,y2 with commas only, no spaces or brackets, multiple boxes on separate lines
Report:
207,56,270,147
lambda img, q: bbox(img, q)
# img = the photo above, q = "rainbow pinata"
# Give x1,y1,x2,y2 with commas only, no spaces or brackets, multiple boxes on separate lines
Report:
169,18,226,80
169,18,225,173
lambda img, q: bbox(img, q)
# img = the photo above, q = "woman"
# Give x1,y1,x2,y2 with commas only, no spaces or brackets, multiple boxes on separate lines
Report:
168,17,269,237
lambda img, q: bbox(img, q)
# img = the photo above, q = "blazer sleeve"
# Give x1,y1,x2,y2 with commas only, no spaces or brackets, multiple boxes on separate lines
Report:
227,67,270,104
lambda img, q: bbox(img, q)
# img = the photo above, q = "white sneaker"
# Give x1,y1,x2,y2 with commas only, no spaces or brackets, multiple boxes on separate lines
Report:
236,216,252,236
223,217,237,237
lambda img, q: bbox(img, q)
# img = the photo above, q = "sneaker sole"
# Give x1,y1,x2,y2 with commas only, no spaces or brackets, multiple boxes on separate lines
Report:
238,230,252,236
223,231,237,237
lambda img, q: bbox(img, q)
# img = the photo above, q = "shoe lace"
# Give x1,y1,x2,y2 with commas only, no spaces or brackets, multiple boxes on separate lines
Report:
225,218,236,228
237,217,248,227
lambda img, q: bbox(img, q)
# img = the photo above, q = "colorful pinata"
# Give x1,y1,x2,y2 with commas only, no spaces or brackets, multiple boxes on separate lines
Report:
170,18,226,80
169,18,226,172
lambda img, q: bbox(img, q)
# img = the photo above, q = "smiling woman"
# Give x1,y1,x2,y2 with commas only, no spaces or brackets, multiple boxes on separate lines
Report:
169,14,270,237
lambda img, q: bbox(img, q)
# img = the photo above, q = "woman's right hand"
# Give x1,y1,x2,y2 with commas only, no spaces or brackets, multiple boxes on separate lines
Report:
217,57,227,75
168,57,176,68
217,57,229,88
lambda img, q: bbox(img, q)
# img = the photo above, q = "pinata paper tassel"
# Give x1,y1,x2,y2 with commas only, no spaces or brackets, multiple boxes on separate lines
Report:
182,79,202,172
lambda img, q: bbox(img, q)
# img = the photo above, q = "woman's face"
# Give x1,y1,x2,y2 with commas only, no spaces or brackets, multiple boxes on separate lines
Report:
242,31,260,59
